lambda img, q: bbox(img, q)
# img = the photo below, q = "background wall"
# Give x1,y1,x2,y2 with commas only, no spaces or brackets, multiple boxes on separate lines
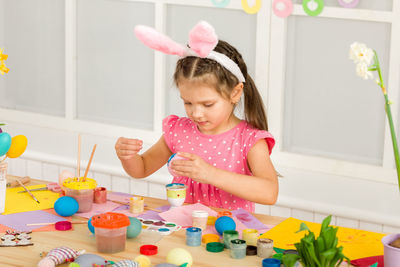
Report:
1,0,399,233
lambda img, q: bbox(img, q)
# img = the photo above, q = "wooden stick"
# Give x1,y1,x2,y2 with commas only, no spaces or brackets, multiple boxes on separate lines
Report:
26,221,87,226
108,200,161,212
83,144,97,181
77,134,81,178
16,179,40,204
6,176,31,187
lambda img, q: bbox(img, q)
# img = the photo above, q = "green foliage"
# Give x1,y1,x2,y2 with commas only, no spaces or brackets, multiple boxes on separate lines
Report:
282,215,350,267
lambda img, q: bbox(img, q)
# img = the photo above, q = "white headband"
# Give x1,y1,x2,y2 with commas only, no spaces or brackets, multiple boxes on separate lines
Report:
134,21,246,83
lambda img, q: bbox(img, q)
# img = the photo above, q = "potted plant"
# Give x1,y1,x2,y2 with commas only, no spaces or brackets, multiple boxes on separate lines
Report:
282,215,350,267
349,42,400,266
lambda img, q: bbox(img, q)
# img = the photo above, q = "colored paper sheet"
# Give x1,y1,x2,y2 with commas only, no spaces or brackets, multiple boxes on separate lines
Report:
76,201,121,219
113,205,170,221
3,184,60,215
107,191,134,203
231,208,273,231
259,217,385,261
0,210,67,232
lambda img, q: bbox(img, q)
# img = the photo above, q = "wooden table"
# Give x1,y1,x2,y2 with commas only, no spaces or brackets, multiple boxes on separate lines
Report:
1,176,286,267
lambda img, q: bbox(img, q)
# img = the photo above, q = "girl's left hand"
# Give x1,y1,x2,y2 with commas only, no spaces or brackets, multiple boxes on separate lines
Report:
170,152,216,184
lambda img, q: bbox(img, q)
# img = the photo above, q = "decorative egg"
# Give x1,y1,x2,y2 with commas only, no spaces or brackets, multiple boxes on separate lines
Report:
59,170,75,185
166,248,193,267
167,153,187,176
0,132,12,157
134,255,151,267
126,217,142,238
6,135,28,158
88,217,95,234
54,196,79,217
215,216,236,235
74,254,107,267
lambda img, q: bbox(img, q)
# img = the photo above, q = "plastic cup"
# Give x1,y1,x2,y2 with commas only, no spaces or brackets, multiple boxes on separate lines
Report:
192,210,208,230
63,177,97,213
91,212,130,253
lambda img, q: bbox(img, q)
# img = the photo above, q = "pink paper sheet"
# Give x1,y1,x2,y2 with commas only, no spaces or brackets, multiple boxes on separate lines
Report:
158,203,248,237
76,201,121,219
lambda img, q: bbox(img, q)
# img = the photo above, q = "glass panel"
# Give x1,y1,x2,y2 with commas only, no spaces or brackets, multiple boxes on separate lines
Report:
77,0,154,129
0,0,65,116
292,0,393,11
283,16,391,165
165,5,257,118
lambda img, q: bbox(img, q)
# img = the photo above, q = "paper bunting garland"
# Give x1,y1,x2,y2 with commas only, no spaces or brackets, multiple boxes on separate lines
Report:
302,0,324,16
241,0,262,14
211,0,230,8
338,0,359,8
272,0,293,18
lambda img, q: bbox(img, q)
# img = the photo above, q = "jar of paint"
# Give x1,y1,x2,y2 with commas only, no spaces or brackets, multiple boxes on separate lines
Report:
191,210,208,230
257,238,274,258
91,212,130,253
230,239,246,259
223,230,239,249
186,227,202,247
130,196,144,214
63,177,97,212
242,228,258,246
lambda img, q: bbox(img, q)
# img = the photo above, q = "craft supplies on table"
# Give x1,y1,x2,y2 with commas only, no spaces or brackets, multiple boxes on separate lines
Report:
130,196,145,214
230,239,247,259
257,238,274,258
91,212,130,253
185,227,202,246
93,187,107,203
63,177,97,213
138,218,182,236
191,210,208,230
223,230,239,249
18,182,61,193
242,228,258,246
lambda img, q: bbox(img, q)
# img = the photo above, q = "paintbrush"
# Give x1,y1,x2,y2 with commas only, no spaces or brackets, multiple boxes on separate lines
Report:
16,178,40,204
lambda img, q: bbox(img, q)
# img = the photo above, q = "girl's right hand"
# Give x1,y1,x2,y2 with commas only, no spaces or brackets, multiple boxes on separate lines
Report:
115,137,143,160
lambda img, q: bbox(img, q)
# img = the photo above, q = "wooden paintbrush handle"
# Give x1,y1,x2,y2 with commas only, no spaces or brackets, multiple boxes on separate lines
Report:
6,176,31,187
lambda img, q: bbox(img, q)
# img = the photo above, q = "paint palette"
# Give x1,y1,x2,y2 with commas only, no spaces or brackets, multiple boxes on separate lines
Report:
137,218,182,236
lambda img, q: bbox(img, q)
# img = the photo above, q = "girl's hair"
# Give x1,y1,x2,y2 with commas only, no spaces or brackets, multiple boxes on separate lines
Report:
173,40,268,131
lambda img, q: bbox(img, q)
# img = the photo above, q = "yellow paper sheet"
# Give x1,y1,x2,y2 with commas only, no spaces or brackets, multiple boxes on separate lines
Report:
3,184,60,215
259,217,385,261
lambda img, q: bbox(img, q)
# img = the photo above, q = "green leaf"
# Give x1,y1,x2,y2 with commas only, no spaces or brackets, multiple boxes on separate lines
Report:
320,215,332,235
282,254,300,267
297,222,311,233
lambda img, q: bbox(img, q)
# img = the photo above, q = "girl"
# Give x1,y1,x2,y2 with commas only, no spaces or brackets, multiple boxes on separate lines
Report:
115,21,278,212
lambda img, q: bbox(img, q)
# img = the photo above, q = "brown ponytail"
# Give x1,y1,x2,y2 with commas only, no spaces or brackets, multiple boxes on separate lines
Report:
174,40,269,131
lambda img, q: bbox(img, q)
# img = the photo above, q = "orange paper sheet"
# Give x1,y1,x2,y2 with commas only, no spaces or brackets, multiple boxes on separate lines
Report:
260,217,385,261
3,184,60,215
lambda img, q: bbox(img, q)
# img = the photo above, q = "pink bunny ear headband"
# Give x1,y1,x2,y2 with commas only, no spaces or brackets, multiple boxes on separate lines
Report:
134,21,246,83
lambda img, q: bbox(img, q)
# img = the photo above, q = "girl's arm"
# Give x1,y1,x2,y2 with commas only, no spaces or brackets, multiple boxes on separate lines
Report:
171,139,278,205
117,136,172,178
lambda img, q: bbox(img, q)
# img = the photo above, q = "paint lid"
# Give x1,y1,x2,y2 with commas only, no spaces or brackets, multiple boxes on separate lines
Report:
63,177,97,190
206,242,224,253
91,212,130,229
55,221,72,231
246,245,257,255
192,210,208,218
202,234,220,244
283,249,298,255
262,258,281,267
217,211,232,217
140,244,158,255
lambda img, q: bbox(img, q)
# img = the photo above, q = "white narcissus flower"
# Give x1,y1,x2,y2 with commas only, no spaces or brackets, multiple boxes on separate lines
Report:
356,62,373,80
349,42,374,65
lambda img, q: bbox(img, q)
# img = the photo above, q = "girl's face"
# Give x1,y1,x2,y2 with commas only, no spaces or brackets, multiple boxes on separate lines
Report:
179,80,237,135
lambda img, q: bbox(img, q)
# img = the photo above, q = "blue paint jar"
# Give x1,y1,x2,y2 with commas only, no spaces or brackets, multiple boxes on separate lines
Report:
262,258,281,267
186,227,202,246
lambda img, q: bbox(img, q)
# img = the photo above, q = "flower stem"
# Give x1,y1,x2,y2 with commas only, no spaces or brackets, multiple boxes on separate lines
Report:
375,50,400,191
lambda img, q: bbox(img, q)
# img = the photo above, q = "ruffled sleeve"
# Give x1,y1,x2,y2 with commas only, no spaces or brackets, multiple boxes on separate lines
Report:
162,115,179,153
243,127,275,156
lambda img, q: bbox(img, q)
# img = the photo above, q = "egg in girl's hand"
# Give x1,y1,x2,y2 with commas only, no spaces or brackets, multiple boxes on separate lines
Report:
59,170,75,185
167,153,188,176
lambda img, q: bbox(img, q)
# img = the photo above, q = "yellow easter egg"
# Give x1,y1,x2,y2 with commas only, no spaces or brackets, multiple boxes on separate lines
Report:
134,255,151,267
6,135,28,158
166,248,193,267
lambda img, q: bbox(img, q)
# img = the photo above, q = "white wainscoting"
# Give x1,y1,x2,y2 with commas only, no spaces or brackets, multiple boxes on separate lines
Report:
7,155,400,234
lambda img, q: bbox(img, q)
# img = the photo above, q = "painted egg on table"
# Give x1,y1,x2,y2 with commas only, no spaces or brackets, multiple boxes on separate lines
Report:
88,217,95,234
126,217,142,238
215,216,236,235
54,196,79,217
7,135,28,158
74,253,107,267
166,248,193,267
0,132,12,157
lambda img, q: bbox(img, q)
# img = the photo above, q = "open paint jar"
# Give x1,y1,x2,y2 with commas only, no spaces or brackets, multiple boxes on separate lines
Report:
91,212,130,253
63,177,97,212
192,210,208,230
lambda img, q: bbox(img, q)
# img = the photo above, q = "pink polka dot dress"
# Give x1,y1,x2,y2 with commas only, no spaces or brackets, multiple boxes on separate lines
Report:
163,115,275,212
